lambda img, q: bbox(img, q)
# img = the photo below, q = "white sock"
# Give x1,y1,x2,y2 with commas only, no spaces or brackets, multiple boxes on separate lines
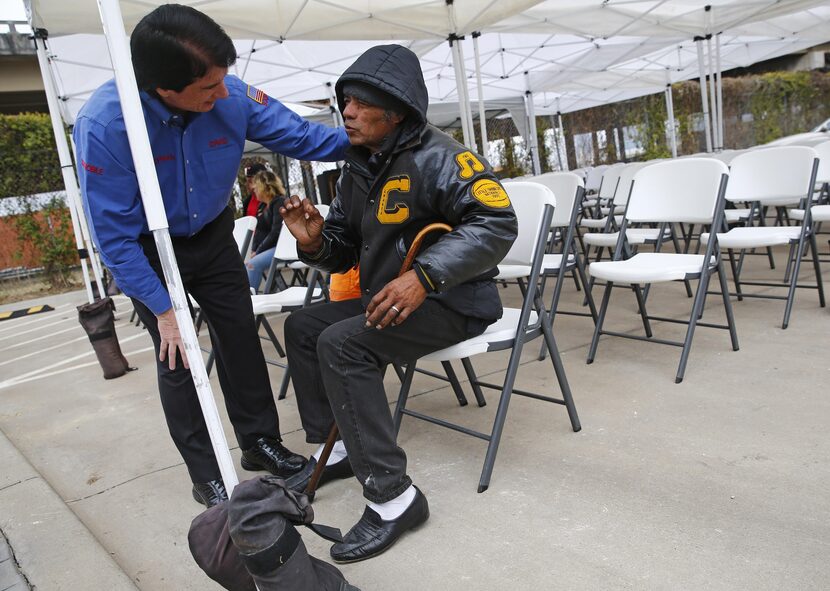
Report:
368,484,416,521
312,440,347,466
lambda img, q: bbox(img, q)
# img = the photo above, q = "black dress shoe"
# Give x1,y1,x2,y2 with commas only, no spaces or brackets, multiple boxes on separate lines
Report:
241,437,306,477
192,479,228,508
330,487,429,563
285,455,354,495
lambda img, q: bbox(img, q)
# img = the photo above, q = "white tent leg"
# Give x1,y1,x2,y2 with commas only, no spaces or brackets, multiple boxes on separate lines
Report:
326,81,343,127
455,38,477,154
96,0,239,493
706,34,720,151
665,72,678,158
556,98,568,171
67,134,107,292
716,33,725,150
472,32,489,159
695,38,713,153
449,38,473,149
524,72,541,176
34,33,102,303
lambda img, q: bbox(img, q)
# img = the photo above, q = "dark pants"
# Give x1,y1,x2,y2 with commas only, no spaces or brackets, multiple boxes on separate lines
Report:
284,298,486,503
132,207,280,483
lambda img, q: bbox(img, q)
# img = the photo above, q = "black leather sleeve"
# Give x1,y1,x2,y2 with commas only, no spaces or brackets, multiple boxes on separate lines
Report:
412,133,518,292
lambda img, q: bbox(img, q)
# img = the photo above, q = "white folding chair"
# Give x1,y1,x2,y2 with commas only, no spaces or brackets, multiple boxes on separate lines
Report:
393,182,581,493
533,172,597,332
587,158,738,383
701,146,824,328
232,215,258,262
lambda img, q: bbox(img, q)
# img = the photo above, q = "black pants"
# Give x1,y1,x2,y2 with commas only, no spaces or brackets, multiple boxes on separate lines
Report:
132,207,280,483
284,298,486,503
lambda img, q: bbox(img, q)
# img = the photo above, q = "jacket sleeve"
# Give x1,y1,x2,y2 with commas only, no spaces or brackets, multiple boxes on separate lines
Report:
73,120,171,314
413,146,518,293
235,77,350,162
297,176,361,274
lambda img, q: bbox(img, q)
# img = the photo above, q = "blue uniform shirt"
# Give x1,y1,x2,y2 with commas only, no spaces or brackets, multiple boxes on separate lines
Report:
74,75,348,315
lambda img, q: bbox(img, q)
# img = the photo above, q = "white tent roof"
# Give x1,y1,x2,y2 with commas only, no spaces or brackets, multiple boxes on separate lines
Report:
25,0,540,39
27,0,830,124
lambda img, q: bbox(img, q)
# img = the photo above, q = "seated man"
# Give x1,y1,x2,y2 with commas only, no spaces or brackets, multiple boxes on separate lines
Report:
280,44,517,563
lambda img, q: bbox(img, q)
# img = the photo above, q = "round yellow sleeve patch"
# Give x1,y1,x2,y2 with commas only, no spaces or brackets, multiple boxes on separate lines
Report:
471,179,511,208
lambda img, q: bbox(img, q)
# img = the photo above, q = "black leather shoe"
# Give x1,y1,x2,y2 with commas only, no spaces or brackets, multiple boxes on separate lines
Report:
191,479,228,508
330,487,429,563
241,437,306,477
285,456,354,495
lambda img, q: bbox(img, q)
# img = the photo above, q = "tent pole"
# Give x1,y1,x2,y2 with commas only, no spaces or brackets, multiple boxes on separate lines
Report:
33,32,102,303
68,133,107,292
96,0,240,493
556,98,568,171
524,72,541,176
694,37,713,153
449,37,473,149
706,34,720,151
326,81,343,127
665,70,678,158
455,37,478,154
472,32,489,159
716,32,725,150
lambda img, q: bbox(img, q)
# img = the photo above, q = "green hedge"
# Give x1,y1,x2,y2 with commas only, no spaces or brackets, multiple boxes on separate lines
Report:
0,113,63,199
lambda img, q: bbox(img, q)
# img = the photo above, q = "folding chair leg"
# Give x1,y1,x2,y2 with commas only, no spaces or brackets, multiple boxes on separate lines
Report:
393,363,418,435
783,241,797,284
442,361,469,407
277,366,291,400
632,284,653,338
726,248,743,301
587,281,614,364
576,256,598,322
260,317,286,358
717,260,740,352
461,357,487,407
675,270,714,383
206,350,215,375
541,314,581,433
782,238,807,329
477,338,525,493
810,233,826,308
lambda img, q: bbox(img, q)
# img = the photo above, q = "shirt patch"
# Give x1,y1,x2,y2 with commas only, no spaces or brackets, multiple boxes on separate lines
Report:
208,137,228,148
81,159,104,175
471,179,510,208
246,85,269,106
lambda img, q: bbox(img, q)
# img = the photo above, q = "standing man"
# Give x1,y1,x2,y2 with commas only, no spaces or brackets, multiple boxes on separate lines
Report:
73,4,349,508
280,44,517,562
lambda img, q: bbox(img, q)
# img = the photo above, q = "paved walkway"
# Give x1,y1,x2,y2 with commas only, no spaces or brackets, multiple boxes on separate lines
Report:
0,256,828,589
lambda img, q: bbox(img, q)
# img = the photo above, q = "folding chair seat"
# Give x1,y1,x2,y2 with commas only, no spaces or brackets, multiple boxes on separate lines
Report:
393,181,581,493
700,146,824,328
587,158,738,383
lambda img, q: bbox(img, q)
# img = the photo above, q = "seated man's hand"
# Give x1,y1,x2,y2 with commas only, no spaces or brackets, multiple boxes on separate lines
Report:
279,195,324,253
365,270,427,330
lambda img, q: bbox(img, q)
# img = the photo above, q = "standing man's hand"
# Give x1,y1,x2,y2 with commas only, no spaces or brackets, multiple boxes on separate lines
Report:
157,308,189,371
365,270,428,329
279,195,325,253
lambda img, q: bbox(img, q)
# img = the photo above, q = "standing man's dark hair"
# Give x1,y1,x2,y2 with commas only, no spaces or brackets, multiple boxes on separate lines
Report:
130,3,237,92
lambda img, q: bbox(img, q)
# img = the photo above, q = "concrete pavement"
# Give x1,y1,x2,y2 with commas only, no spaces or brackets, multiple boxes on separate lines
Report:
0,253,828,590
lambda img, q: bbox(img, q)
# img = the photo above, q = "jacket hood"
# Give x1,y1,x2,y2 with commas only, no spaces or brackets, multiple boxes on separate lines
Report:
335,44,428,127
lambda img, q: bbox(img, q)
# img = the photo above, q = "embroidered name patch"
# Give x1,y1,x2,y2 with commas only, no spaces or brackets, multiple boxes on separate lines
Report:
246,85,269,105
471,179,510,208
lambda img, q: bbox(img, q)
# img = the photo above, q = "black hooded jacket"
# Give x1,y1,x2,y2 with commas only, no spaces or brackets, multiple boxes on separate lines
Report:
300,44,518,321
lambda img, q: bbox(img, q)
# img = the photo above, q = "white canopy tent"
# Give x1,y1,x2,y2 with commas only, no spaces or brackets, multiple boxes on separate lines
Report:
22,0,830,494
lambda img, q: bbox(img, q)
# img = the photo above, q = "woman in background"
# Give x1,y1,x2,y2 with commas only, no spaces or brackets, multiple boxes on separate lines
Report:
246,170,286,291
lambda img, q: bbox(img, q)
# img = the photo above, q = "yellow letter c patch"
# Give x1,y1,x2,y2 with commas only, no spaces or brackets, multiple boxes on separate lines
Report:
377,176,411,224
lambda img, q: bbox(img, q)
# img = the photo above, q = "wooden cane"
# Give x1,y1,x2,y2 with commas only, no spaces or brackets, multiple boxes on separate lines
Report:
303,222,453,499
